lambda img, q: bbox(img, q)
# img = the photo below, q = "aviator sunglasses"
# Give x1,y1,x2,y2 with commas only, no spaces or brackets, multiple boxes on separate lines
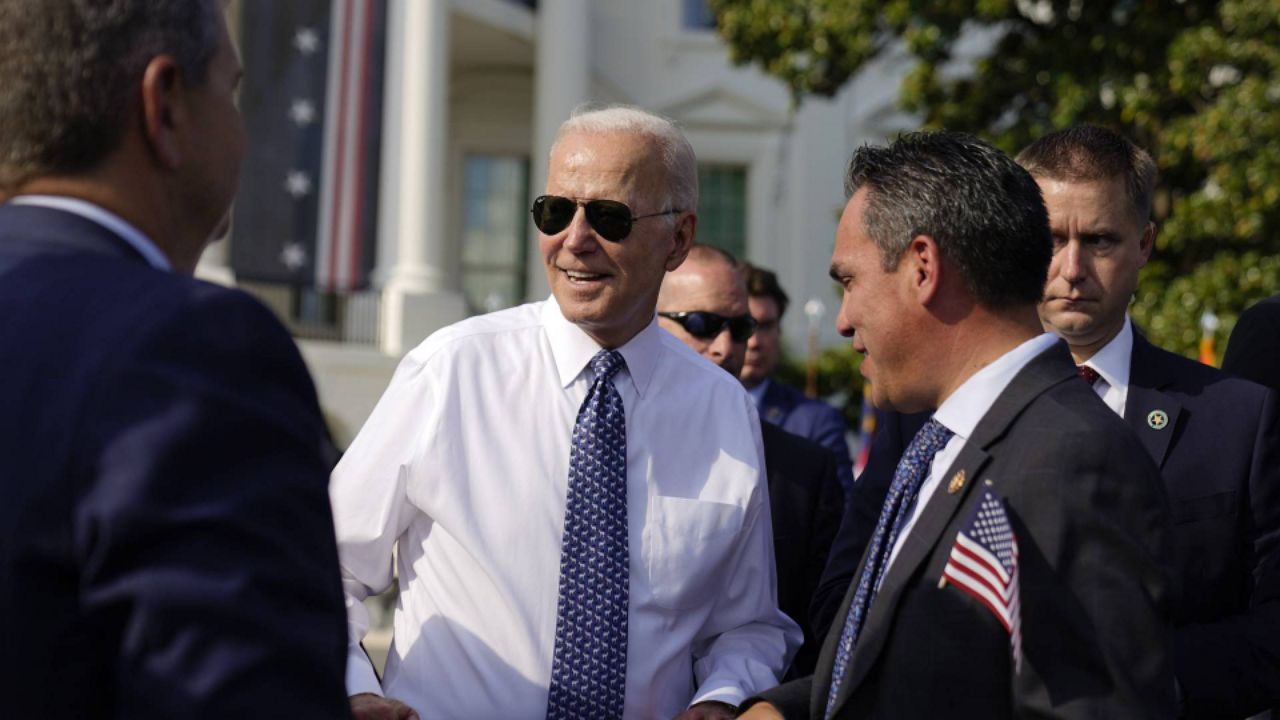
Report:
530,195,681,242
659,311,758,342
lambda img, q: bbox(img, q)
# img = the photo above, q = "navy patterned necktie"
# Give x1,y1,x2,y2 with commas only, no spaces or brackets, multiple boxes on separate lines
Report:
546,349,629,720
825,418,955,718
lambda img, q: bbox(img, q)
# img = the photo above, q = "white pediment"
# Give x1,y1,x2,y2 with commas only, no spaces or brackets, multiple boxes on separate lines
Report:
660,87,790,130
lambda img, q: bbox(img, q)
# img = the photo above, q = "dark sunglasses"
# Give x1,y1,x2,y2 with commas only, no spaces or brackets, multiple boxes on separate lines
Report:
530,194,681,242
659,311,757,342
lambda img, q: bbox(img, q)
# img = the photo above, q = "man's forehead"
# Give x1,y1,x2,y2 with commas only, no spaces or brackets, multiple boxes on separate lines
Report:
1037,175,1141,229
665,262,747,307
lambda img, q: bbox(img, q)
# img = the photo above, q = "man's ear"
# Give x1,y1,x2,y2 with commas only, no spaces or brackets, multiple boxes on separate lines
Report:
139,55,185,170
904,233,943,305
1138,221,1156,268
664,212,697,272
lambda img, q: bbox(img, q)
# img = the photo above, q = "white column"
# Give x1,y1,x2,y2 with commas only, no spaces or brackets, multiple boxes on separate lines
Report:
374,0,466,355
524,0,590,301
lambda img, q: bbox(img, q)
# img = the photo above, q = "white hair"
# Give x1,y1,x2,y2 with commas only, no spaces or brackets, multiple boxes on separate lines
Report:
553,103,698,214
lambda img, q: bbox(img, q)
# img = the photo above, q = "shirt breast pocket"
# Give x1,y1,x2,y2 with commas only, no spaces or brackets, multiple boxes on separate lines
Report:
643,495,745,610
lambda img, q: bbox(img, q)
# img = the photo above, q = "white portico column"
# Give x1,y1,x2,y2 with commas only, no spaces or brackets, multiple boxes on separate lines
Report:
374,0,466,355
524,0,591,301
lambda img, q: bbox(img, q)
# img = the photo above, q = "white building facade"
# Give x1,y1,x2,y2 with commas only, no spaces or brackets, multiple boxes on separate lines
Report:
204,0,924,446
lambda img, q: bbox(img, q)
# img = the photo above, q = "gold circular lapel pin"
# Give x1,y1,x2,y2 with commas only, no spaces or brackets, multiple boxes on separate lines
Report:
947,470,967,494
1147,410,1169,430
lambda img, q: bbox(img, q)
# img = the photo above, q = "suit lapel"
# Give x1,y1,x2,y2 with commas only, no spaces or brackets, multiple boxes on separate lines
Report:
822,341,1077,717
828,442,988,710
1125,332,1182,468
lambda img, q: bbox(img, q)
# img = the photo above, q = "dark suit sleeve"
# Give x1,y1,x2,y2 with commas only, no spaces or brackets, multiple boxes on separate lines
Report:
785,446,844,679
1010,423,1175,719
1175,388,1280,717
75,290,350,718
809,410,925,642
745,675,812,719
1222,297,1280,392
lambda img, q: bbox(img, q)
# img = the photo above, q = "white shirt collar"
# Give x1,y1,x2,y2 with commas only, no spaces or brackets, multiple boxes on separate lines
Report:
934,332,1060,440
9,195,171,271
1080,315,1133,395
540,296,661,398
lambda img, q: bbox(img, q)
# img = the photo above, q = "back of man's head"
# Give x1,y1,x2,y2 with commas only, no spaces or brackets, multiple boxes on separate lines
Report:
740,263,789,319
1015,125,1157,226
0,0,220,189
844,131,1051,310
554,104,699,215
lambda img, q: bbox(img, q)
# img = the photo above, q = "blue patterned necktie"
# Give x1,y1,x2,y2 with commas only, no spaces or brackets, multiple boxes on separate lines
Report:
546,350,629,720
825,418,954,718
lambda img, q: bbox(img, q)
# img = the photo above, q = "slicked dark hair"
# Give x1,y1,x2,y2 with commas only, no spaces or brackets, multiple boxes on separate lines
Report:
844,131,1051,309
740,262,790,319
0,0,220,188
1015,124,1158,225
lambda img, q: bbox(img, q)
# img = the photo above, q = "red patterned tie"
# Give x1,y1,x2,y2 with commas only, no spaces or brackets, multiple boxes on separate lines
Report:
1077,365,1101,386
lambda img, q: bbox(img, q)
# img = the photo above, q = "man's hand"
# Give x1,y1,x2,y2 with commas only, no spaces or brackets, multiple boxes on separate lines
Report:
674,700,739,720
736,701,785,720
350,692,419,720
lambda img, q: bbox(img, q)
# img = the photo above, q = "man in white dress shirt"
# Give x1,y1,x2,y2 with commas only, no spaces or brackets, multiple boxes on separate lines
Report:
1017,125,1280,718
332,105,799,720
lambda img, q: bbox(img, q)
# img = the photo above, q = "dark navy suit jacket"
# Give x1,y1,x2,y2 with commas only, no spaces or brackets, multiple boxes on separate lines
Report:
760,423,843,679
759,380,854,502
1223,293,1280,393
0,204,351,718
812,333,1280,718
755,342,1174,718
1127,332,1280,718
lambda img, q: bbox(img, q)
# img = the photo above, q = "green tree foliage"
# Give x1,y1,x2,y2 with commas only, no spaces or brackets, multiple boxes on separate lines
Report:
711,0,1280,364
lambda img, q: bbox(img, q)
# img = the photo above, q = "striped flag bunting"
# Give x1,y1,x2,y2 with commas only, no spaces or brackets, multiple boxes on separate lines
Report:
230,0,385,291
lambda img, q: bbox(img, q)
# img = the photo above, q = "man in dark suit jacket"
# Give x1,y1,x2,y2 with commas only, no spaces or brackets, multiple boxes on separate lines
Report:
658,245,843,678
741,132,1173,719
1017,125,1280,718
740,264,855,501
0,2,350,717
1224,293,1280,392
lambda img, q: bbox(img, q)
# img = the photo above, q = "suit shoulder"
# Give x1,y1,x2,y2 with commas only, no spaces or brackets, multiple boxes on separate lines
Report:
762,422,834,464
1031,379,1148,449
1146,343,1272,406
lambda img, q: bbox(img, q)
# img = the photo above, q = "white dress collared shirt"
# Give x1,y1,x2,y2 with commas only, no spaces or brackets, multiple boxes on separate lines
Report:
1078,316,1134,418
8,194,171,271
886,333,1060,569
331,298,799,718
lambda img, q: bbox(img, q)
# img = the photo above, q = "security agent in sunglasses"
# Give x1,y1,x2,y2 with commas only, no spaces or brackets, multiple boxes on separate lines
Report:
657,245,843,679
330,105,800,720
739,264,856,504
